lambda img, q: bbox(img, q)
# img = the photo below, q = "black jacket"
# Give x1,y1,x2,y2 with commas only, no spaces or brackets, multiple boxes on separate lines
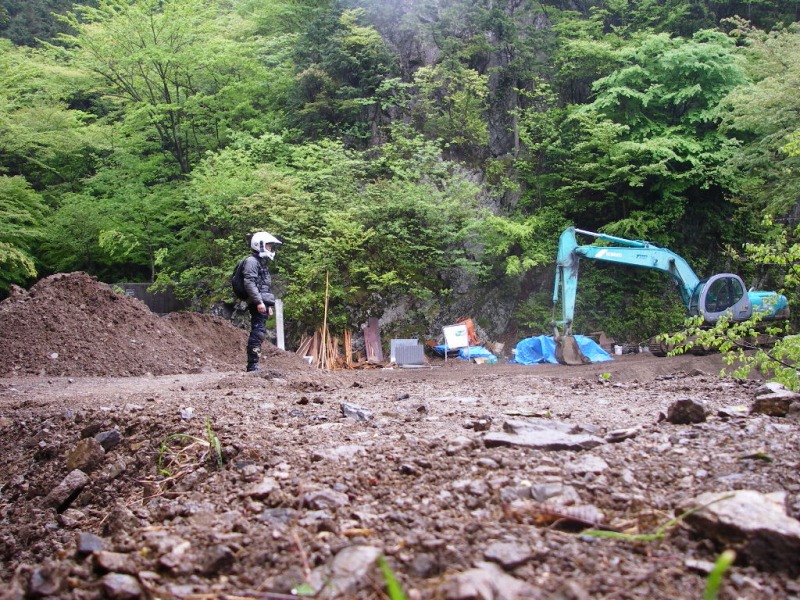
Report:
242,254,275,306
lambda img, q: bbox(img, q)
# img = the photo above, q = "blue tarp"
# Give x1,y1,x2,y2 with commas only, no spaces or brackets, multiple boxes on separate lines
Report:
430,345,458,357
458,345,494,360
512,335,612,365
431,345,496,360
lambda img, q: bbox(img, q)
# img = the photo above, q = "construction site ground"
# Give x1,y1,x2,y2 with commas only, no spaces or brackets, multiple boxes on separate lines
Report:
1,272,798,599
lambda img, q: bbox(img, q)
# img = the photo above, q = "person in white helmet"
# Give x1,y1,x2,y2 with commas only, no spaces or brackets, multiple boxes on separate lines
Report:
241,231,282,371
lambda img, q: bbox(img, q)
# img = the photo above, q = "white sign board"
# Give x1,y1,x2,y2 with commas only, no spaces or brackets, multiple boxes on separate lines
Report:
443,324,470,350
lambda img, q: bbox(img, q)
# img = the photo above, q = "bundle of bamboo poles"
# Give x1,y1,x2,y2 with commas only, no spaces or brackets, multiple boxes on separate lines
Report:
294,272,378,370
296,328,357,370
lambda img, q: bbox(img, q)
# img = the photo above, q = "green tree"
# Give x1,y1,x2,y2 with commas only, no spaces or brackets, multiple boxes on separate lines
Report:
0,39,107,193
720,21,800,218
0,0,93,46
57,0,270,174
291,7,397,144
158,132,484,336
411,60,489,158
233,0,326,37
550,10,626,105
0,175,47,290
666,218,799,389
39,192,113,275
553,30,747,244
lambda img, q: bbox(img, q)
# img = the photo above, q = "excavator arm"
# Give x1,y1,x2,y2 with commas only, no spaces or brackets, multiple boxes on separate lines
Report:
553,227,700,336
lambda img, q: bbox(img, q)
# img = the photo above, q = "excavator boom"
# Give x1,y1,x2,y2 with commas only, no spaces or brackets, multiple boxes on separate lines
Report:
554,227,700,334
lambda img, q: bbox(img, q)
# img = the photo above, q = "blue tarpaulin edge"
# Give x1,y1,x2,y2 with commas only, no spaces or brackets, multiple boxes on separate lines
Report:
430,345,495,359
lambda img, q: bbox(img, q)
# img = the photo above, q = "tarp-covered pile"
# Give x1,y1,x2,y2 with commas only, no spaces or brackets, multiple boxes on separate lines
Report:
513,335,612,365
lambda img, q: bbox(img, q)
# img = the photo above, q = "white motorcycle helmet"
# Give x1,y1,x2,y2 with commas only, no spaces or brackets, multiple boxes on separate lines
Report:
250,231,282,260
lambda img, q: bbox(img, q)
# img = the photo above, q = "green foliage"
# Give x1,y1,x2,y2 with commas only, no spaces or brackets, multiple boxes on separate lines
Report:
234,0,325,37
157,416,223,478
786,130,800,158
0,0,83,46
373,123,451,182
501,27,749,271
39,192,114,275
0,39,108,192
205,416,223,470
720,21,800,217
663,220,798,388
663,219,800,389
156,133,483,334
550,10,625,105
476,209,567,278
513,82,567,210
411,61,489,157
583,494,734,542
377,555,406,600
55,0,270,173
157,138,302,300
0,175,46,289
569,266,688,343
276,143,482,332
740,219,800,307
562,30,746,232
514,291,560,337
669,310,798,389
290,7,396,143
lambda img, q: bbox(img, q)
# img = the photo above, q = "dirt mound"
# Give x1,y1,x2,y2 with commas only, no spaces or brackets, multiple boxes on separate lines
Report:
163,311,248,365
0,272,297,377
164,311,312,372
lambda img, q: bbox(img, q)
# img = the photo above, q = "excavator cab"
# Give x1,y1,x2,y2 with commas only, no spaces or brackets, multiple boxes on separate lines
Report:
689,274,752,323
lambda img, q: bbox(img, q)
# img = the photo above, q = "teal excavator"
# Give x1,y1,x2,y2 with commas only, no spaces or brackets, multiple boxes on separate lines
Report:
552,226,790,365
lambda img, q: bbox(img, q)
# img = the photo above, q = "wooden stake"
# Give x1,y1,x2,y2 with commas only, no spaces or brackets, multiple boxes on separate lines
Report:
343,330,353,368
321,271,330,371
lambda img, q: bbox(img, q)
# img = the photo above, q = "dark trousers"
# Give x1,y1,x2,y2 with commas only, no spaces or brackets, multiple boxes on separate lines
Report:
248,304,268,349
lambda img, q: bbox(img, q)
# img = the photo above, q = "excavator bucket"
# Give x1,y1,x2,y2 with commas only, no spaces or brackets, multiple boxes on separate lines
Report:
555,334,591,365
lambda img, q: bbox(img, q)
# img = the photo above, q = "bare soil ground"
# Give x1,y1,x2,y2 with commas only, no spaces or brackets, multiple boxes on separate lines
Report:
1,272,798,599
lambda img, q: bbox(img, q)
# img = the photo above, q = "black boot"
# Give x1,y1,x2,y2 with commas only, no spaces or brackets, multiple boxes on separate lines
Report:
246,346,261,372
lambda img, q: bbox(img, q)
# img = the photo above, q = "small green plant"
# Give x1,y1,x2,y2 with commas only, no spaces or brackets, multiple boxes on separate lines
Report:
377,555,406,600
581,495,734,542
157,416,224,477
703,549,736,600
664,311,798,390
600,372,612,381
205,416,223,469
290,583,317,597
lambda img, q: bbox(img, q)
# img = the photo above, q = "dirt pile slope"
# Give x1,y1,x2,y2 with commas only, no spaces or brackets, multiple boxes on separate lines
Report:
0,272,254,377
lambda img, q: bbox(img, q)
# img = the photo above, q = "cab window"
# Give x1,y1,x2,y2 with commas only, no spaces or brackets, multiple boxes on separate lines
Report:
705,277,742,312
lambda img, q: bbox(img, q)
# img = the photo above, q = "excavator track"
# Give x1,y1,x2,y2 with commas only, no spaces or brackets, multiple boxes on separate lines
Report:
647,338,675,357
648,332,778,357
